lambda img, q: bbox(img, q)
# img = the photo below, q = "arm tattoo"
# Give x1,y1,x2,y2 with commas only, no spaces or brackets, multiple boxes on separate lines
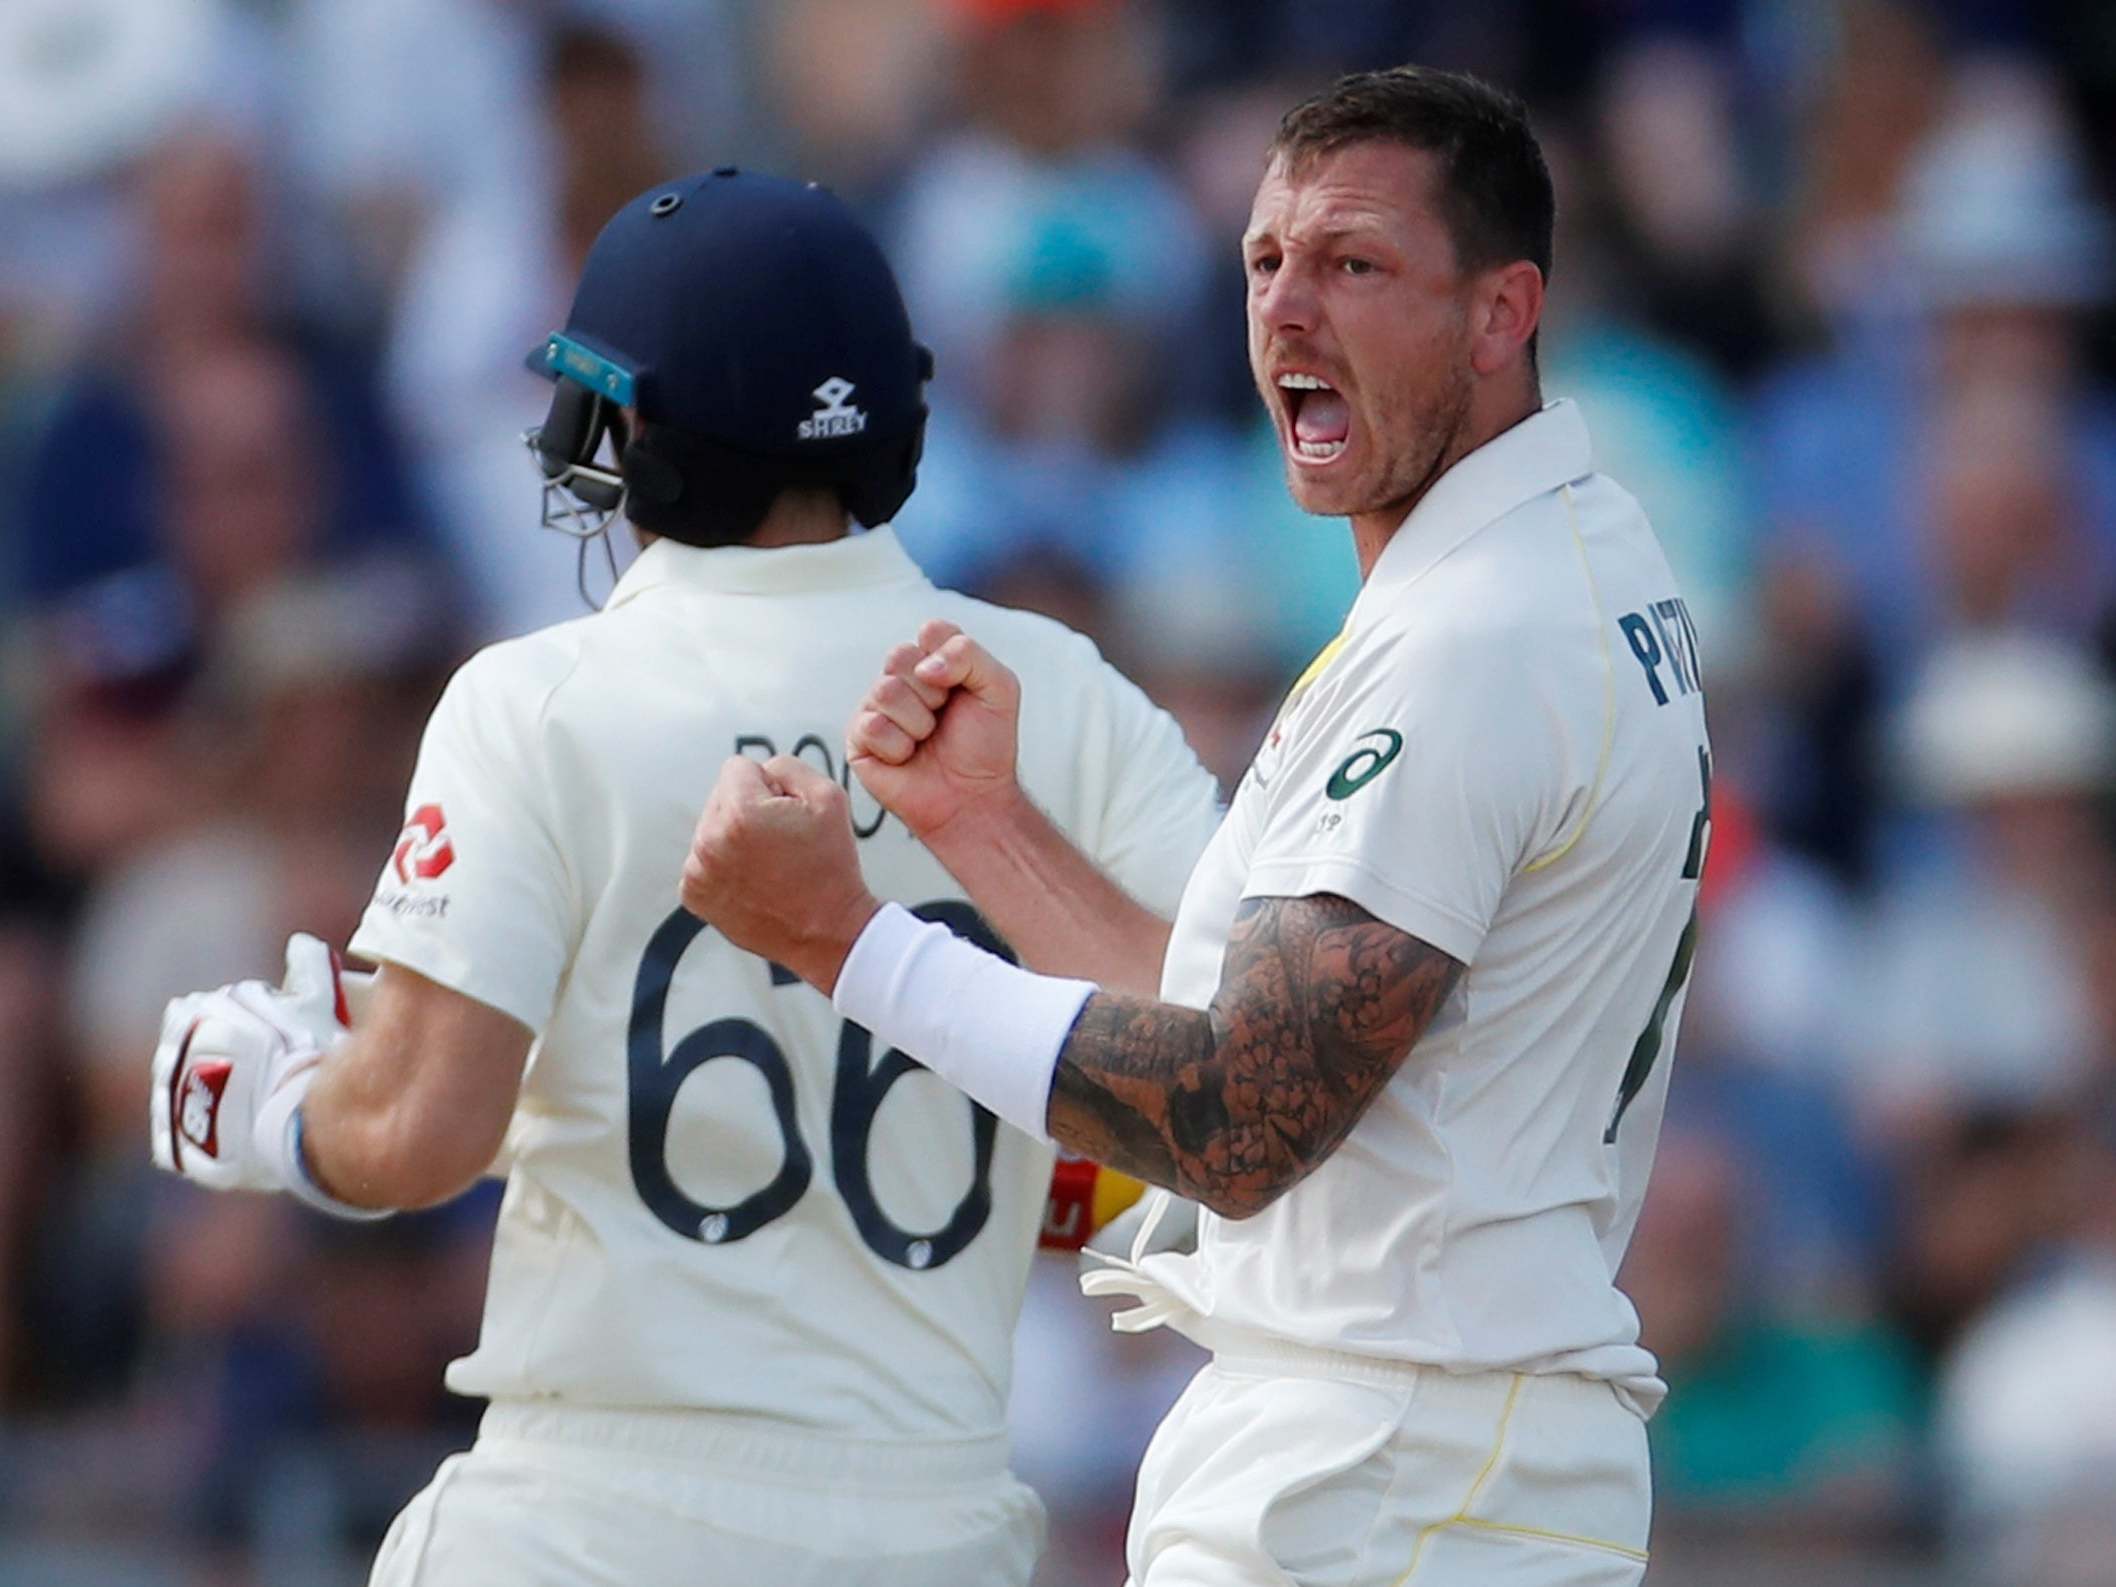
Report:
1047,894,1462,1218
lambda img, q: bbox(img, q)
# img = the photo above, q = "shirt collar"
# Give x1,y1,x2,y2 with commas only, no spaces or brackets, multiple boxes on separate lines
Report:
605,525,925,607
1354,398,1594,611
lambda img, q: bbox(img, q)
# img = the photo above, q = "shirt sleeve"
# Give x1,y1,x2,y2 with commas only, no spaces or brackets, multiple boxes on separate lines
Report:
1080,653,1225,918
349,652,577,1031
1240,626,1571,965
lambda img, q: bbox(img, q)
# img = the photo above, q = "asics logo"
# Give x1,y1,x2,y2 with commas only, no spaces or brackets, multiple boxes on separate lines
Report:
1325,729,1404,801
799,376,868,440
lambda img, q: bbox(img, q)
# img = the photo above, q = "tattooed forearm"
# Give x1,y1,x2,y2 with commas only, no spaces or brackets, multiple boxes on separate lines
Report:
1047,894,1462,1218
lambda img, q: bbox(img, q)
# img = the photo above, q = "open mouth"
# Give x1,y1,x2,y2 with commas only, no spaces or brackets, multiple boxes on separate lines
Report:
1276,372,1350,464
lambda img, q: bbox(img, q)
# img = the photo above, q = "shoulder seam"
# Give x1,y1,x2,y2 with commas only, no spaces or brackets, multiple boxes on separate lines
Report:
531,634,593,738
1520,483,1615,875
496,636,592,925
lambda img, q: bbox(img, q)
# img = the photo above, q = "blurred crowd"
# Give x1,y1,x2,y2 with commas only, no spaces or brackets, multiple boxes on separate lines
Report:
5,1,2116,1583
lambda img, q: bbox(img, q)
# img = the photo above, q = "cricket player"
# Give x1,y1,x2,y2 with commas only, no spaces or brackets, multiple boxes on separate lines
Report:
146,170,1220,1585
681,68,1711,1586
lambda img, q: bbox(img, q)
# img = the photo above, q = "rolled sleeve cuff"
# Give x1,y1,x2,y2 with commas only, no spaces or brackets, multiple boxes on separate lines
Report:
1239,856,1485,966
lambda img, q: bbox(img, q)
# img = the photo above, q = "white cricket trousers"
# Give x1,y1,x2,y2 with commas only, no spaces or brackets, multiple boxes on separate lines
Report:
1125,1337,1652,1587
368,1401,1046,1587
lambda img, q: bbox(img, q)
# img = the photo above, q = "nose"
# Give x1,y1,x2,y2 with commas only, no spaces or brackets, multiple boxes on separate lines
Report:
1253,258,1319,338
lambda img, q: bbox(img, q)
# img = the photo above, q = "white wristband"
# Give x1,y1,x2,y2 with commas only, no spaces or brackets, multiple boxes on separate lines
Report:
258,1070,392,1221
833,903,1095,1142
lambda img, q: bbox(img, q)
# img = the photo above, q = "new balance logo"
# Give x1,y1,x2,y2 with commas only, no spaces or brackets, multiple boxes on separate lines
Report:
179,1056,232,1158
798,377,868,440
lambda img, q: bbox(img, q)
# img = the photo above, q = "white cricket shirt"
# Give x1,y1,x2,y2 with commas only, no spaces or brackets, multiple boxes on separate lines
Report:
350,528,1220,1442
1138,400,1709,1413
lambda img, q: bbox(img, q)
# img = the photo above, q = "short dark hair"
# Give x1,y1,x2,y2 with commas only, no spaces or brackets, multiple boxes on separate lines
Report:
1271,66,1554,284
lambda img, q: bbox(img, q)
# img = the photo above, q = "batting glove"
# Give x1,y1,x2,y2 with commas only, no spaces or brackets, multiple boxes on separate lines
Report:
149,934,382,1217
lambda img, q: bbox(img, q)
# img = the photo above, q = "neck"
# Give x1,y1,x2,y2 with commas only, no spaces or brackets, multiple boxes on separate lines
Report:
1349,381,1540,581
749,488,854,549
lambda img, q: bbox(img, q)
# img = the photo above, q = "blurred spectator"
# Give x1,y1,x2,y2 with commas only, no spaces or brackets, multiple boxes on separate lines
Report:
1847,632,2111,1375
1671,786,1888,1312
1591,35,1778,379
18,570,205,878
1681,778,1858,1081
901,201,1222,585
283,0,745,322
20,331,450,887
892,0,1207,416
16,125,434,619
1154,0,1756,109
283,0,546,317
1751,61,2116,883
1626,1131,1922,1539
1670,1040,1895,1319
1776,0,1945,336
1106,561,1284,794
0,0,267,367
764,0,949,194
1879,1098,2090,1375
0,0,232,194
1933,1112,2116,1585
1755,68,2116,689
1855,633,2115,1117
381,19,673,639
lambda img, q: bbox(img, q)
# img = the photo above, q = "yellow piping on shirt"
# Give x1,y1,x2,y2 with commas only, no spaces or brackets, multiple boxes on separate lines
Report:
1388,1373,1650,1582
1521,483,1616,875
1289,628,1350,702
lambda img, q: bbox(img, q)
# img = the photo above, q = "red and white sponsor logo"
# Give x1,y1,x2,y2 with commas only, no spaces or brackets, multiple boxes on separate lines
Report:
173,1032,233,1169
392,803,456,883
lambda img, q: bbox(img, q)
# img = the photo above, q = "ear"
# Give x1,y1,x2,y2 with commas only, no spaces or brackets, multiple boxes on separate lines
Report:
1468,261,1544,377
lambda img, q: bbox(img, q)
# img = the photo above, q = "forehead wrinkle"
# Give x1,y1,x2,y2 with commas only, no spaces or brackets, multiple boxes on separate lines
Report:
1245,205,1393,246
1248,173,1417,247
1252,142,1448,240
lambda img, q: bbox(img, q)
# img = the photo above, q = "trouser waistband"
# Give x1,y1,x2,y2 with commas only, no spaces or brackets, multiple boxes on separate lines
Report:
1186,1316,1437,1388
478,1401,1012,1488
1189,1317,1653,1420
1084,1251,1656,1417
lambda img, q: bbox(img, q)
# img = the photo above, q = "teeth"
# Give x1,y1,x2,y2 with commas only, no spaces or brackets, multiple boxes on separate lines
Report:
1295,439,1347,460
1277,373,1334,390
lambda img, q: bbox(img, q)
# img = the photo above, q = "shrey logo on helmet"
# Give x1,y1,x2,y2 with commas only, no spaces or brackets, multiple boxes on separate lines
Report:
798,377,868,440
392,804,457,883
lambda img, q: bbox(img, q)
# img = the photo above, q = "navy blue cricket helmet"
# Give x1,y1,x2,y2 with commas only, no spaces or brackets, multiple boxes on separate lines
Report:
526,166,934,547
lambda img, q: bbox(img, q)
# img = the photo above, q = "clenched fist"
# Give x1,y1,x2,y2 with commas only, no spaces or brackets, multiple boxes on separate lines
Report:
847,619,1025,842
150,933,353,1194
680,755,881,993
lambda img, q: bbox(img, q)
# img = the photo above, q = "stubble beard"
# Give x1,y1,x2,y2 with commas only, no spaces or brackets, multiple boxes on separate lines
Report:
1281,340,1477,524
1353,355,1475,524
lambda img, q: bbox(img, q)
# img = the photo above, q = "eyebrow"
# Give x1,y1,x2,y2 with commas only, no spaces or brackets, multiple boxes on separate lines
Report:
1242,220,1391,251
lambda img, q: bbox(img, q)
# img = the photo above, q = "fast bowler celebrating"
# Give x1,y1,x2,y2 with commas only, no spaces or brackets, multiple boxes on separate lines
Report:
683,68,1711,1587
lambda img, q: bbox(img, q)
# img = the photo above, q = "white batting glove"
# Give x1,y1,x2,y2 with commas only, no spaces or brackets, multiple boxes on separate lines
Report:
149,933,355,1198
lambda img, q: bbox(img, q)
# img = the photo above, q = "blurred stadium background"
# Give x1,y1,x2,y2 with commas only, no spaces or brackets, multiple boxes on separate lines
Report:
4,0,2116,1582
